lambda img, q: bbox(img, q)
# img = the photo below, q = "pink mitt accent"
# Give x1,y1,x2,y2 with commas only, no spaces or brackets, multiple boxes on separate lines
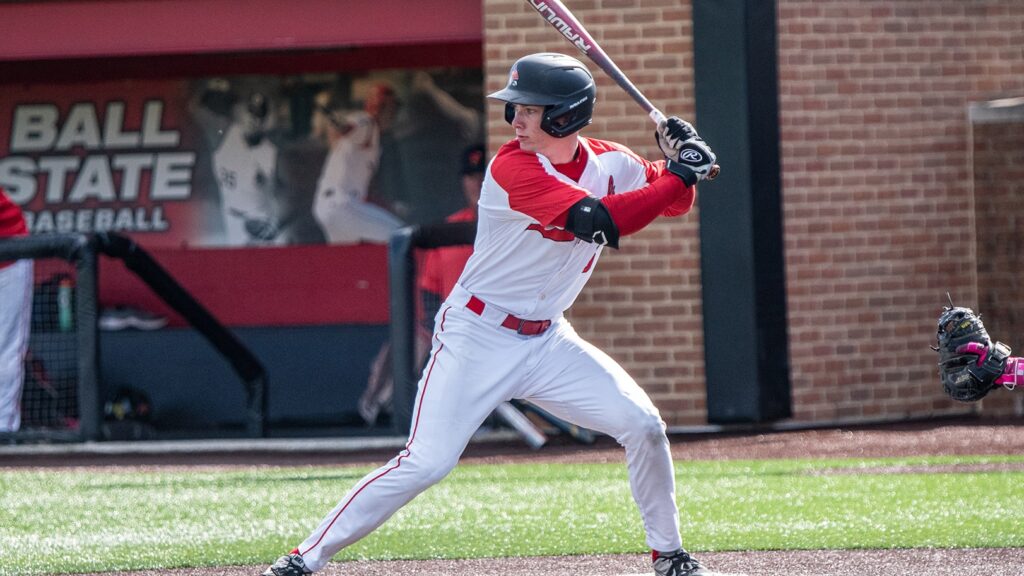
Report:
955,341,989,365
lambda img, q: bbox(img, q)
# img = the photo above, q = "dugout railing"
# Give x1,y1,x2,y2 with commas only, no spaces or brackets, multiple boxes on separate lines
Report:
0,233,100,441
0,232,267,441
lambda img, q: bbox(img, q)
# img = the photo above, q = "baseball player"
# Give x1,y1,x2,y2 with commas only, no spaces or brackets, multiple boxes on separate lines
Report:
209,92,283,246
312,93,404,245
262,53,719,576
0,188,33,433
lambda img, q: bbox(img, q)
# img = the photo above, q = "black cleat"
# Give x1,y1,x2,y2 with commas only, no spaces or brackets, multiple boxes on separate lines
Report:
653,549,709,576
262,553,311,576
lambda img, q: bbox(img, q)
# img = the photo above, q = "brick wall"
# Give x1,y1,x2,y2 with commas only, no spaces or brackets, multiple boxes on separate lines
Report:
778,0,1024,422
482,0,1024,426
972,104,1024,417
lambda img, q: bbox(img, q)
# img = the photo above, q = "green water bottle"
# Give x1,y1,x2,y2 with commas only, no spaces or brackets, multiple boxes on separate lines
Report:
57,277,73,332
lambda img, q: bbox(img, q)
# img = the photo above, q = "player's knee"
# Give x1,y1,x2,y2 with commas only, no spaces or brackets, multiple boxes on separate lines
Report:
618,410,668,447
405,452,460,489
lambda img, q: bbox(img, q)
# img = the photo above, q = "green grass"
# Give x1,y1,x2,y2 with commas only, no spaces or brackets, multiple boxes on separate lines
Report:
1,455,1022,574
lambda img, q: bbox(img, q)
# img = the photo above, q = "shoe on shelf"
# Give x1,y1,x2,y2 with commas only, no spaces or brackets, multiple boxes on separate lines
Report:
262,552,311,576
99,307,168,331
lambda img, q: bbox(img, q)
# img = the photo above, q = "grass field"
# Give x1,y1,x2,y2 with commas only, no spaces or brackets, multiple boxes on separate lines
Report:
1,455,1022,575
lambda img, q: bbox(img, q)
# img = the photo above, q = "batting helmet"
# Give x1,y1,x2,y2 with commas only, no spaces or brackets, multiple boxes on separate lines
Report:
488,53,596,138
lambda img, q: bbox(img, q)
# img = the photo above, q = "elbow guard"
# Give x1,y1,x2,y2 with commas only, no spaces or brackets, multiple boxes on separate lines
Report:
564,196,620,249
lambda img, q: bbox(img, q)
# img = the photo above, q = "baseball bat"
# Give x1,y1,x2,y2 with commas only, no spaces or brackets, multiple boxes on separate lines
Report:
526,0,720,180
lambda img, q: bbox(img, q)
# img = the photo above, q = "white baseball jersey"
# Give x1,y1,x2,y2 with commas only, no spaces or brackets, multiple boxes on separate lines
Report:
291,137,690,572
212,123,278,245
312,111,403,244
459,136,663,320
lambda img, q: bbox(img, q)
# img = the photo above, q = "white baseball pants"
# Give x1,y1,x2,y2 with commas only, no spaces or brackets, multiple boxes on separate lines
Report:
0,259,33,432
297,290,682,570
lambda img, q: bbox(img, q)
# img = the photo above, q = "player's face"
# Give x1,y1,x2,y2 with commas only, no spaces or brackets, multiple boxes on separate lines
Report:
510,104,557,153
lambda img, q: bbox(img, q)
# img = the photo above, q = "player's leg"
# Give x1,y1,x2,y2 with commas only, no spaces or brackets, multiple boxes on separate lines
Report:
518,319,682,553
0,260,33,433
289,306,519,572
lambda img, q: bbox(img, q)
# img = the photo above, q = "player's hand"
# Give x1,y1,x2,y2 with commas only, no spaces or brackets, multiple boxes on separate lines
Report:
665,137,717,187
958,342,1024,389
656,116,697,159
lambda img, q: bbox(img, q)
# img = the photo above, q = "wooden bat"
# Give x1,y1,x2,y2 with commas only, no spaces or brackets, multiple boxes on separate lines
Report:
526,0,720,180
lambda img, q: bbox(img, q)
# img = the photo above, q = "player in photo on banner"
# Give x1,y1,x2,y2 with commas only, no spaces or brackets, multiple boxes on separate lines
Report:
261,53,721,576
310,90,404,245
192,79,285,247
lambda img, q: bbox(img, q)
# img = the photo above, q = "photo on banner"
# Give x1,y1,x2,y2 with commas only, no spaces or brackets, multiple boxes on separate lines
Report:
0,67,486,249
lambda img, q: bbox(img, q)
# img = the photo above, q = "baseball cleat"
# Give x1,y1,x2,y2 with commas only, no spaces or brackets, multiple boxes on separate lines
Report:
261,552,311,576
652,548,710,576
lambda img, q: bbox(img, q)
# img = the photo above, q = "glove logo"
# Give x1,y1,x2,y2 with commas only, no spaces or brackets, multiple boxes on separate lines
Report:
680,149,704,162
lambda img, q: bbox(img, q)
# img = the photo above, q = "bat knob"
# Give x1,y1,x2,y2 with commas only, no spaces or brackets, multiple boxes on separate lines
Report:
706,164,721,181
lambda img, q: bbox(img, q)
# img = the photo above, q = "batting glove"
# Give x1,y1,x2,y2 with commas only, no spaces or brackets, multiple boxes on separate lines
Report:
655,116,697,159
665,137,717,187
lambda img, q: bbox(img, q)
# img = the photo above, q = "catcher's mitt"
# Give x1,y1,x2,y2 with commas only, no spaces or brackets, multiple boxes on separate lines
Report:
935,306,1010,402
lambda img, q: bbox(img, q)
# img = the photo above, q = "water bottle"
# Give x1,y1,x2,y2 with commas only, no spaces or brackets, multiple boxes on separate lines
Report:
57,276,73,332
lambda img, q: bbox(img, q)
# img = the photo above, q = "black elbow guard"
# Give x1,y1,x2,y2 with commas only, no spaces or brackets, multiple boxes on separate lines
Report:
565,196,620,249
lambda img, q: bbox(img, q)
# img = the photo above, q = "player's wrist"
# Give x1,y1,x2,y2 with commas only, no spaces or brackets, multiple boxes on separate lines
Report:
665,159,698,187
997,356,1023,389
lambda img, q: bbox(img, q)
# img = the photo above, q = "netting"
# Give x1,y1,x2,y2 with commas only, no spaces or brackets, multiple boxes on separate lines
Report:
22,259,81,431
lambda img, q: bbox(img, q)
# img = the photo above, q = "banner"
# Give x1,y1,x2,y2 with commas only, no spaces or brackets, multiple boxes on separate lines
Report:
0,68,485,249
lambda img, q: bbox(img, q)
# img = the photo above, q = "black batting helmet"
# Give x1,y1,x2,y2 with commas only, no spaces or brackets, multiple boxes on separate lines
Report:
488,53,596,138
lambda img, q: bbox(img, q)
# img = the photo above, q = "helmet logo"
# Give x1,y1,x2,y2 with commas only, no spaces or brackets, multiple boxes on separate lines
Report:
510,67,519,87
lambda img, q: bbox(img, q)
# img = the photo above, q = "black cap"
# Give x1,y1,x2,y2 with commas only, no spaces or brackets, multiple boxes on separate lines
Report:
461,144,486,175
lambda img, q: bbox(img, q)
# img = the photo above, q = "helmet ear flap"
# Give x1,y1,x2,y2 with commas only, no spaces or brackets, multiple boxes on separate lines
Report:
504,102,515,125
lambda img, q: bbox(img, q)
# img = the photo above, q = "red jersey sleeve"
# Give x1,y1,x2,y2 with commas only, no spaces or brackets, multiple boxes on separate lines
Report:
0,188,28,238
601,174,693,237
490,144,588,227
646,158,694,217
583,139,692,218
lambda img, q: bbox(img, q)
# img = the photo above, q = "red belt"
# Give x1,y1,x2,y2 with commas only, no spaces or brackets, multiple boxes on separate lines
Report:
466,295,552,336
